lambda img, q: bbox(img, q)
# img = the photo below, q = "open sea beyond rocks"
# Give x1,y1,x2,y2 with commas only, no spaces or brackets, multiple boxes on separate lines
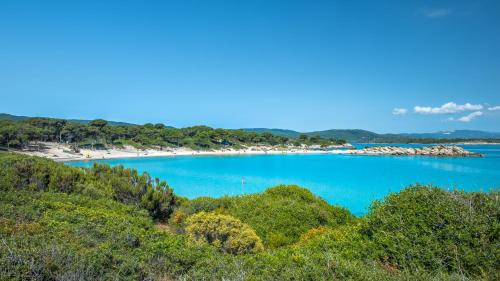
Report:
67,144,500,215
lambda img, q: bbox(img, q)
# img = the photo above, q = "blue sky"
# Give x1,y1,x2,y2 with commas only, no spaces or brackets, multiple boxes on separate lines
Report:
1,0,499,133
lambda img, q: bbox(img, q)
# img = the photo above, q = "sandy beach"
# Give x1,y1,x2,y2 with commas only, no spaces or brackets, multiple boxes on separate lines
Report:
13,142,353,162
10,142,482,161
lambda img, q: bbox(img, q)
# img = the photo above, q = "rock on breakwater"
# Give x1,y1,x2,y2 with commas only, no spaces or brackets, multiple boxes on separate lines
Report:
347,145,482,157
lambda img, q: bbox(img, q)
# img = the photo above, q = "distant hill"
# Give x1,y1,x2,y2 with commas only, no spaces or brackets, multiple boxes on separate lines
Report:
242,128,386,142
306,129,380,142
402,130,500,139
0,113,136,126
0,113,32,121
243,128,391,142
243,127,500,143
241,128,379,142
3,113,498,142
242,128,301,138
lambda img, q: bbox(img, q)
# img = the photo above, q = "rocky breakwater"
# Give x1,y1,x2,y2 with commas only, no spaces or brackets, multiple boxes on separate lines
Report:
348,145,482,157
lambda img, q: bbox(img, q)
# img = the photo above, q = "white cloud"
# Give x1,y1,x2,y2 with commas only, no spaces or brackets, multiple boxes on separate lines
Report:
392,108,408,115
488,106,500,111
421,8,452,18
457,111,483,122
414,102,483,115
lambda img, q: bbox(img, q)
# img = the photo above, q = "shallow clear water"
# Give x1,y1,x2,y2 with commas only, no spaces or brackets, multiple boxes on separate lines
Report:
67,144,500,216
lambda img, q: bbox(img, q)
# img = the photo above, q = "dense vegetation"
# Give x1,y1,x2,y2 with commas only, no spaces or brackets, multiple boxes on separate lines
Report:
2,114,498,149
362,186,499,276
0,190,194,280
0,113,136,126
0,152,498,280
185,211,264,254
0,153,176,222
172,185,353,248
0,117,345,151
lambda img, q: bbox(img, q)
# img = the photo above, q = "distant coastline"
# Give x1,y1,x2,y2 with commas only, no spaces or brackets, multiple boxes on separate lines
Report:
0,114,492,161
449,142,500,145
358,142,500,145
9,142,483,162
12,142,352,162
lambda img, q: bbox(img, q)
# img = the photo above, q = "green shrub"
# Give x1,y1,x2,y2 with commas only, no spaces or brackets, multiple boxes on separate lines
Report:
185,211,264,254
1,153,498,280
88,163,177,221
175,185,354,247
0,153,177,222
182,224,464,281
0,190,159,280
362,184,499,278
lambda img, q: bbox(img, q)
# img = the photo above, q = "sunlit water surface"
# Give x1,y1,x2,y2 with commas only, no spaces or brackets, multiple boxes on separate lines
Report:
67,144,500,216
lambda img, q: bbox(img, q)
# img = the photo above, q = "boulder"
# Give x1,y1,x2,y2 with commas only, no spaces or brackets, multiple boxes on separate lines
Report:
349,145,481,157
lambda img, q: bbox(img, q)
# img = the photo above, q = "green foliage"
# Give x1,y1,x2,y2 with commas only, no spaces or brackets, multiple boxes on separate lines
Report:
3,116,500,148
0,153,177,222
0,190,177,280
185,211,264,254
0,117,339,150
88,119,108,129
174,185,354,247
1,187,489,280
0,153,498,280
0,116,352,150
362,185,500,278
182,224,468,281
88,163,176,221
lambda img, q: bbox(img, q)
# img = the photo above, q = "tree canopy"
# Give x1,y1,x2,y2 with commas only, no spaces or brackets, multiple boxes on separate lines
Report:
0,117,345,150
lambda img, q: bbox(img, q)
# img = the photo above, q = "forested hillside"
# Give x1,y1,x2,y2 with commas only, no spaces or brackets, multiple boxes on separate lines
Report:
0,113,136,126
0,116,345,151
1,152,498,280
2,114,497,149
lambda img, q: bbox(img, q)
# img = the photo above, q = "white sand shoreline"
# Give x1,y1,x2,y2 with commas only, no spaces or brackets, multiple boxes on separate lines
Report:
57,150,337,162
12,142,354,162
8,142,483,162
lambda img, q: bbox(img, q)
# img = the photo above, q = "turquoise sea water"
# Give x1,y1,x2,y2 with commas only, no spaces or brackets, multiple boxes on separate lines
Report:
67,144,500,216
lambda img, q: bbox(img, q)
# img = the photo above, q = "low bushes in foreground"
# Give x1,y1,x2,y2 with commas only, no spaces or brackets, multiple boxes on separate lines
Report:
185,211,264,254
172,184,354,248
0,152,498,280
0,190,210,280
0,153,177,222
363,185,500,276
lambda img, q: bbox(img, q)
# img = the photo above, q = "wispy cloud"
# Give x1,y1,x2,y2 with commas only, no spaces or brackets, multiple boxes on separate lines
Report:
488,105,500,111
414,102,483,115
421,8,452,18
392,108,408,115
456,111,483,122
